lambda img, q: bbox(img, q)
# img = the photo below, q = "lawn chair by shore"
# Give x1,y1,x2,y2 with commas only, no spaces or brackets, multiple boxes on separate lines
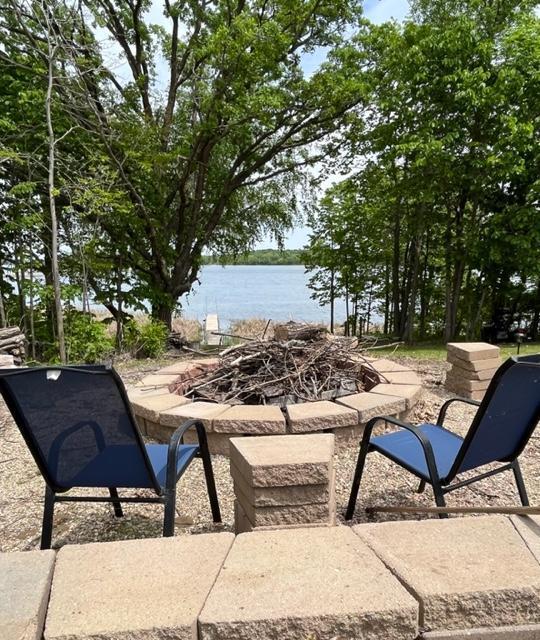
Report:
0,365,221,549
346,354,540,520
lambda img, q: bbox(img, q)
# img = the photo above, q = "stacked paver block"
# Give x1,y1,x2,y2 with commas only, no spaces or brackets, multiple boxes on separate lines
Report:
199,527,419,640
446,342,502,400
354,515,540,634
44,533,234,640
0,549,55,640
230,434,336,533
5,516,540,639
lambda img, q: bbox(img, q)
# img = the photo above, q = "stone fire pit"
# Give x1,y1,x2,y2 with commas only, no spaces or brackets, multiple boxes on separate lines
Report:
128,353,422,456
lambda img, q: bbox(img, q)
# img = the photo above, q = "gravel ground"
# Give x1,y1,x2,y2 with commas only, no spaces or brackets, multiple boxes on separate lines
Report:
1,356,539,552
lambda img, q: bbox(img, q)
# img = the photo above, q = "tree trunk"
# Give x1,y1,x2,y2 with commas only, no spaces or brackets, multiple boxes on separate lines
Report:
29,255,36,360
153,303,173,330
418,234,431,339
403,235,422,343
45,30,66,363
115,256,124,350
384,258,390,335
392,211,401,335
398,240,412,338
0,264,6,328
344,279,349,337
366,282,373,334
329,267,335,334
14,257,27,342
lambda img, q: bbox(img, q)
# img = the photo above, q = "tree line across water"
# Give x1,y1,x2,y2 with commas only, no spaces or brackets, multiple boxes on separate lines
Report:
202,250,303,266
0,0,539,362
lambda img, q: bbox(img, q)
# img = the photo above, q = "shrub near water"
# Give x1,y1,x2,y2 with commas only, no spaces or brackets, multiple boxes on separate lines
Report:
65,312,114,363
124,318,168,358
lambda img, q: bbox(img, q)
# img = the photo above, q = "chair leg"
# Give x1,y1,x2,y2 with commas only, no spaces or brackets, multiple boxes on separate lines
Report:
41,486,56,550
163,489,176,537
433,483,448,519
512,461,530,506
345,437,371,520
417,479,426,494
109,488,124,517
199,434,221,523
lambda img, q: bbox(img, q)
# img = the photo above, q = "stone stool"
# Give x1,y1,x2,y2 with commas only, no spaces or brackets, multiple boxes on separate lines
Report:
446,342,502,401
230,434,336,533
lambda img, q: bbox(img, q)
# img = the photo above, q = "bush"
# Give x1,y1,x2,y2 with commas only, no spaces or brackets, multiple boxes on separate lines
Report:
124,318,168,358
65,312,115,363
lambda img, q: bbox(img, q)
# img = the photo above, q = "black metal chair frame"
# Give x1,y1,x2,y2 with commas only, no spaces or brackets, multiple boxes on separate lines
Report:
0,366,221,549
346,357,537,520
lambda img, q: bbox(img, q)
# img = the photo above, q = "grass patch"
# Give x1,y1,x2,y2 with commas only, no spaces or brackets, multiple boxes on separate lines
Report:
368,341,540,360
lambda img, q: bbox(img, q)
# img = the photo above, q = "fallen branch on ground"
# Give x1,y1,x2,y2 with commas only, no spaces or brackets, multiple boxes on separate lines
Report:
366,505,540,516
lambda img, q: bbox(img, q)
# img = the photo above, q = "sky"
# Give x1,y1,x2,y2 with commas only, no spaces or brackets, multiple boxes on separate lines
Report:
270,0,411,250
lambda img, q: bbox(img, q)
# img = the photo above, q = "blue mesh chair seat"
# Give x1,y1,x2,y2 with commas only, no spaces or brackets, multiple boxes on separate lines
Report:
66,443,200,488
0,365,221,548
370,424,464,483
346,355,540,520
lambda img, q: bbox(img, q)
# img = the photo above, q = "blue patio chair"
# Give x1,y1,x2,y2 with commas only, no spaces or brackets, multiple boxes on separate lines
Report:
0,365,221,548
346,354,540,520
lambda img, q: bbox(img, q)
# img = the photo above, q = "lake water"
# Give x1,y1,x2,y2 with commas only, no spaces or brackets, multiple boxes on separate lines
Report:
179,265,347,328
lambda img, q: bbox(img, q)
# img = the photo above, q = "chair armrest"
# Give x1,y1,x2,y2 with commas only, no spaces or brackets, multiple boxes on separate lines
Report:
166,419,209,492
363,415,441,484
436,397,481,427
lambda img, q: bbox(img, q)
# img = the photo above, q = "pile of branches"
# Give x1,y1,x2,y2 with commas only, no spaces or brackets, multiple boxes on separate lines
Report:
179,330,382,406
0,327,25,365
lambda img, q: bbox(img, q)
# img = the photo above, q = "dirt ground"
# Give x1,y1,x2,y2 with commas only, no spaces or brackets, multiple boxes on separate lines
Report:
1,356,538,552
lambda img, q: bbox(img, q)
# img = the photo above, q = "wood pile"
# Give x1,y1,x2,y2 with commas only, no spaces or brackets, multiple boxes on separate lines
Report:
0,327,25,364
175,330,382,406
272,322,327,342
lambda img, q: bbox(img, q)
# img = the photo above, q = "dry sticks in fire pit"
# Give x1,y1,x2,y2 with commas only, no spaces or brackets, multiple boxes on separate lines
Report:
177,330,382,406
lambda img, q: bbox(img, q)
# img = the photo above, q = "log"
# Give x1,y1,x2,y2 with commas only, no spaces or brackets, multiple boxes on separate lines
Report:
273,322,327,342
365,505,540,516
0,335,25,350
0,327,21,339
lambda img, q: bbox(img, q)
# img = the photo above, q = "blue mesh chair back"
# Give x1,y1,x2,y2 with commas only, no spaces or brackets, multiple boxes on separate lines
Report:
452,355,540,477
0,366,161,493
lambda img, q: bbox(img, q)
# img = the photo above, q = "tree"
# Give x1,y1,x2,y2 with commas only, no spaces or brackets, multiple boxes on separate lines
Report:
1,0,367,328
306,0,540,342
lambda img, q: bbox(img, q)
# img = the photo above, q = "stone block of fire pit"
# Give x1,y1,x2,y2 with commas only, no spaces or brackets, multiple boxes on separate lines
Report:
332,423,365,452
135,373,180,389
212,405,286,434
285,400,358,433
159,402,230,428
230,434,335,533
445,343,501,401
182,429,244,456
369,383,423,410
336,391,406,423
129,392,190,424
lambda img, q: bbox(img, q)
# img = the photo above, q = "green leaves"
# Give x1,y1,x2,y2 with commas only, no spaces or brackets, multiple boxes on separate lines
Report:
309,1,540,340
